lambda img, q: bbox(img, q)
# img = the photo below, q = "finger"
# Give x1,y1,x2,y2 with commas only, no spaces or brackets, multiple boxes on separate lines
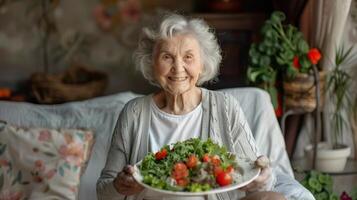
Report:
246,181,264,191
240,181,265,192
116,171,139,185
255,155,270,168
123,165,135,174
240,183,255,191
114,171,144,196
251,168,271,190
239,186,248,191
118,172,140,185
117,184,129,190
256,167,271,182
118,174,141,187
117,171,129,180
118,181,143,189
117,185,144,196
239,167,271,192
116,175,144,194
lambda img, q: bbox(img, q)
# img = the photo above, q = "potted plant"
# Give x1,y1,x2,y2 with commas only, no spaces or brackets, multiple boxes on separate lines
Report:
301,170,338,200
304,46,353,172
301,170,357,200
247,11,323,115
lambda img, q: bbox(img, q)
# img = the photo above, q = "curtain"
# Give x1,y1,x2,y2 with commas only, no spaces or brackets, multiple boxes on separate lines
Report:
342,0,357,158
302,0,352,70
294,0,352,158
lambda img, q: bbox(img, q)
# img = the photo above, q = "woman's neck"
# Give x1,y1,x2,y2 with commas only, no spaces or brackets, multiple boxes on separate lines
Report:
154,87,202,115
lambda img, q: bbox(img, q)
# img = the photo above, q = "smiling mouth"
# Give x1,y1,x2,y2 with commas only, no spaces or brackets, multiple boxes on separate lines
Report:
168,77,188,82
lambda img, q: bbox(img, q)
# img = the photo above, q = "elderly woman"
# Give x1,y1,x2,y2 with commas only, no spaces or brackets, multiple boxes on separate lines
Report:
97,14,297,200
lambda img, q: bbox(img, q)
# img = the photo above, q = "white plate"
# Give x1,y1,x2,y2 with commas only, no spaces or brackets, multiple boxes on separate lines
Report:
132,158,261,196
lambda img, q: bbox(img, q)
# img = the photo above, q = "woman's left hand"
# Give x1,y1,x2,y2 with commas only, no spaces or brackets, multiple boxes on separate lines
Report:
240,155,272,192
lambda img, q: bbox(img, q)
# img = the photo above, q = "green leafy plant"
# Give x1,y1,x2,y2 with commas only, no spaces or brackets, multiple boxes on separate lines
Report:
327,45,354,149
302,170,357,200
349,186,357,200
247,11,321,108
301,170,338,200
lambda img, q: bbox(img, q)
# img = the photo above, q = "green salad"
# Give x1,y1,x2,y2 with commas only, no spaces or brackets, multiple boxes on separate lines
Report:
139,138,240,192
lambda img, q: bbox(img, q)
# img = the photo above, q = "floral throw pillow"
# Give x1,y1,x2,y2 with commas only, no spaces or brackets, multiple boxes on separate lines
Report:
0,121,94,200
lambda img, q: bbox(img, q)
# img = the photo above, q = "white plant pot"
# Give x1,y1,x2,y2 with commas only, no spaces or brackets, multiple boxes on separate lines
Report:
304,142,351,173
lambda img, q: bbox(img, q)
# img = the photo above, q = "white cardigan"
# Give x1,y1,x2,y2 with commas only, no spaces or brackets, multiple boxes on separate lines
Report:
97,88,276,200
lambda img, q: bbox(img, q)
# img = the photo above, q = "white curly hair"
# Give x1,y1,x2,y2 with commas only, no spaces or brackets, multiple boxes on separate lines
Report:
133,13,222,86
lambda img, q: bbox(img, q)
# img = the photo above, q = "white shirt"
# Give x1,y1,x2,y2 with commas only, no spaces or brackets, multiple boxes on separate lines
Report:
144,98,204,200
149,98,203,152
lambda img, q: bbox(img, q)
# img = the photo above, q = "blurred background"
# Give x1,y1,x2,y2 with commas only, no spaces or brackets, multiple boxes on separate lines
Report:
0,0,277,98
2,0,357,197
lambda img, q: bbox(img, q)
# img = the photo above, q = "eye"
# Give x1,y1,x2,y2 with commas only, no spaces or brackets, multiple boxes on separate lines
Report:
162,54,172,61
184,54,193,61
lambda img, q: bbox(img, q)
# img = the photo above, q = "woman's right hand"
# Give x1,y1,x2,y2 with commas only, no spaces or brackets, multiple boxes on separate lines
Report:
114,165,144,196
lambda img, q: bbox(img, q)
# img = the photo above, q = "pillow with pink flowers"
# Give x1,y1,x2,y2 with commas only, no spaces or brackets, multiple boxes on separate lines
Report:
0,121,94,200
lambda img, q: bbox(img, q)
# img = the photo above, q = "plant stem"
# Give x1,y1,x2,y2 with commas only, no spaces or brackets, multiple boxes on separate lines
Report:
273,23,296,51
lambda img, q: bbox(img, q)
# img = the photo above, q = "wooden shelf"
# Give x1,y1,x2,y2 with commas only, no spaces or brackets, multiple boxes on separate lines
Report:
191,13,267,30
191,13,268,89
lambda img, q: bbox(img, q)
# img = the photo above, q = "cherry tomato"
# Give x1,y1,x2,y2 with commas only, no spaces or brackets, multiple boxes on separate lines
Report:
216,172,232,186
176,178,189,187
186,155,198,168
202,154,211,162
174,162,187,171
213,166,224,177
211,155,221,166
155,148,168,160
172,162,189,180
226,165,234,173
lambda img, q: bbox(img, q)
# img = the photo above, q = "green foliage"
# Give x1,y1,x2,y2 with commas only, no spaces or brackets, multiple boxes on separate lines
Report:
327,45,354,148
350,186,357,200
247,11,313,108
303,171,357,200
301,170,338,200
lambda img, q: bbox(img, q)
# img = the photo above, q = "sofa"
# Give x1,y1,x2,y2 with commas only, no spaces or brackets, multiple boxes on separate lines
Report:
0,87,314,200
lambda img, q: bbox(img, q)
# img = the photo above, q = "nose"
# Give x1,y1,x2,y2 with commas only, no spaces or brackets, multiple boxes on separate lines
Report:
172,57,185,73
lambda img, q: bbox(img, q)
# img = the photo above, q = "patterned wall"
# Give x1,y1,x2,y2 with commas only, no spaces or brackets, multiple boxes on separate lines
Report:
0,0,193,95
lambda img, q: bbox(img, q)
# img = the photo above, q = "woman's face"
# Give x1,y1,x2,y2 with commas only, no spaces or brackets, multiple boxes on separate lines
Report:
153,34,203,95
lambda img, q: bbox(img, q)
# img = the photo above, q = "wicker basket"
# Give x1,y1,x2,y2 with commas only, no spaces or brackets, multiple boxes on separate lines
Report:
283,71,326,112
31,65,108,104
